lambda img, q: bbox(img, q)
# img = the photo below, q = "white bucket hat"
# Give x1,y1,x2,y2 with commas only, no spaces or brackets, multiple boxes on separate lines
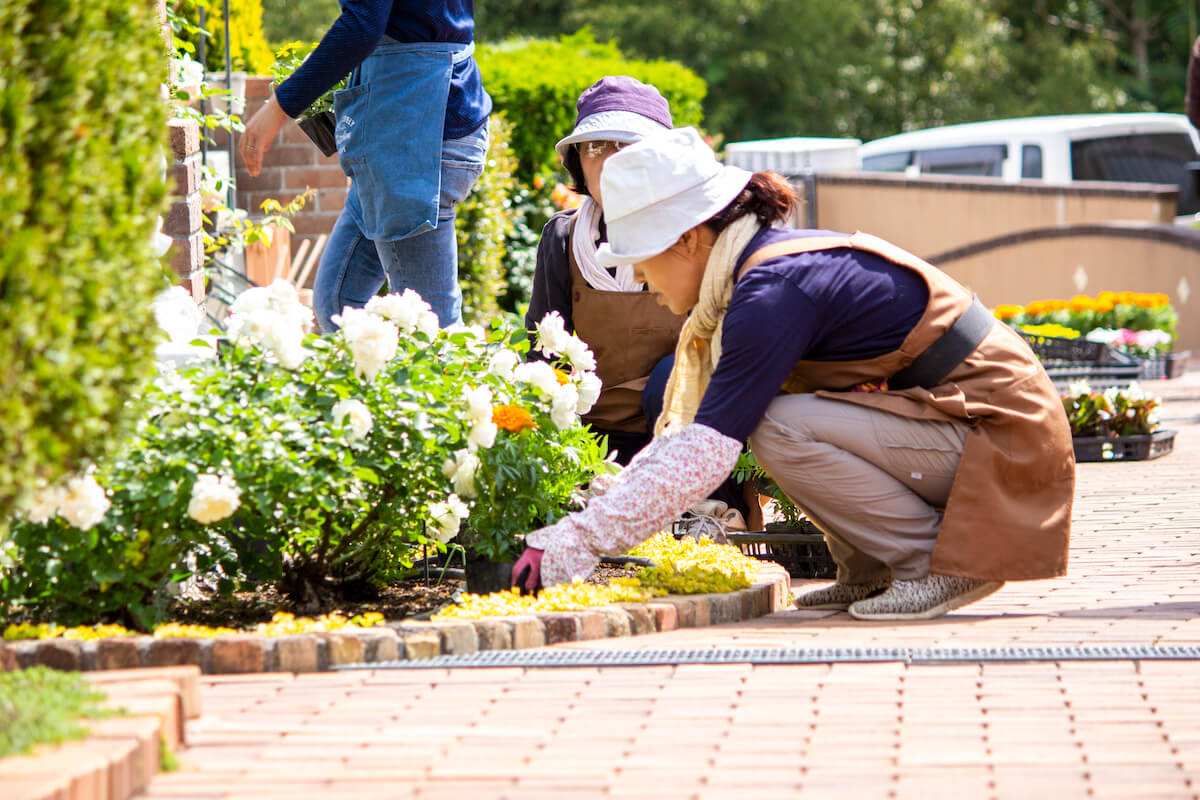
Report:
595,127,753,267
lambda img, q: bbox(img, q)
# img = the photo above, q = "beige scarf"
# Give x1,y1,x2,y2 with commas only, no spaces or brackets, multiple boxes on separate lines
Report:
654,215,762,435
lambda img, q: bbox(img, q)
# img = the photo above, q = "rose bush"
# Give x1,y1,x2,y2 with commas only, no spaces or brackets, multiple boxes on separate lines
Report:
1,285,608,627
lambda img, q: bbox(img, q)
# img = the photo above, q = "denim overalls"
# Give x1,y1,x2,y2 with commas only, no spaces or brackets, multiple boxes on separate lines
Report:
314,37,489,330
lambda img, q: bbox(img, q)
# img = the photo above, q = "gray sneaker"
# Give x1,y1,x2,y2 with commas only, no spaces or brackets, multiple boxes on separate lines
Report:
848,574,1004,621
794,579,890,611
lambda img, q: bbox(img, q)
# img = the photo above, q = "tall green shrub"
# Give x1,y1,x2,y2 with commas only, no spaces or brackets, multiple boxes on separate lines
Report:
457,113,518,323
477,30,706,182
0,2,168,527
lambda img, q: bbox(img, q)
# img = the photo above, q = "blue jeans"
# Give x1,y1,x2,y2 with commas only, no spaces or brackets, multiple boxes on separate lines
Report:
314,121,489,331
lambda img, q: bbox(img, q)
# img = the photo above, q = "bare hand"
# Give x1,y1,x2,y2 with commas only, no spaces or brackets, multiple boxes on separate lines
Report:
239,96,290,177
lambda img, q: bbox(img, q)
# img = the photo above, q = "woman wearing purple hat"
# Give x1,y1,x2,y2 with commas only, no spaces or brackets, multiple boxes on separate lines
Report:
525,77,758,533
513,127,1074,621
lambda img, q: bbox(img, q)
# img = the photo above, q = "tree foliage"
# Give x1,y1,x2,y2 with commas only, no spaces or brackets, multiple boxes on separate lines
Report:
478,0,1189,143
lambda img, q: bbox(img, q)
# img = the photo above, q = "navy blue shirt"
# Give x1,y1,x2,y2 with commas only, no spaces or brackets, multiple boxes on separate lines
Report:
273,1,491,138
693,227,929,443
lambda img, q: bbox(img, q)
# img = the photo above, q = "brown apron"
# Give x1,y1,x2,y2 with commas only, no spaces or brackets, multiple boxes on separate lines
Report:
569,230,686,433
741,232,1074,581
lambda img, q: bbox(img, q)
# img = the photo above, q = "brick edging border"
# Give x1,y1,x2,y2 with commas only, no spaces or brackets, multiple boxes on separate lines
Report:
1,566,791,675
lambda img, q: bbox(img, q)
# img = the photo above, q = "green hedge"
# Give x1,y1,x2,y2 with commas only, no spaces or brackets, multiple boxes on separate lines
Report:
0,1,168,527
457,113,518,323
477,29,706,183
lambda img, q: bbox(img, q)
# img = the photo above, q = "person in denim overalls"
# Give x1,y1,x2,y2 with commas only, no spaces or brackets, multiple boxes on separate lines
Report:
240,1,492,330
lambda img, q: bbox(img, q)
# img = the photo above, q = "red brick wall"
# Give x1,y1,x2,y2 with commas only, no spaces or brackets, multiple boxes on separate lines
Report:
215,76,349,285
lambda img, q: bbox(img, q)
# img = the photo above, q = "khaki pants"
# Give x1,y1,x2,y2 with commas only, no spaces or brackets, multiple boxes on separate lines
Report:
748,394,968,582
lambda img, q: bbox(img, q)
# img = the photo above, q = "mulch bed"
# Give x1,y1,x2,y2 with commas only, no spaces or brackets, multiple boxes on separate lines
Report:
165,562,643,630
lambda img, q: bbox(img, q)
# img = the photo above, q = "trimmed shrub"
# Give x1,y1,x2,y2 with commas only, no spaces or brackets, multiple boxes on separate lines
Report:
477,29,706,182
176,0,274,75
0,2,168,529
457,113,518,323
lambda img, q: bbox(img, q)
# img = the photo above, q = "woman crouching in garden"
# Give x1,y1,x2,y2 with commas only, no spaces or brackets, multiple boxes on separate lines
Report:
512,126,1074,620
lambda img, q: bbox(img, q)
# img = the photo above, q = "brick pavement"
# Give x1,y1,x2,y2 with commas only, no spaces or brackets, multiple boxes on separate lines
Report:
141,368,1200,799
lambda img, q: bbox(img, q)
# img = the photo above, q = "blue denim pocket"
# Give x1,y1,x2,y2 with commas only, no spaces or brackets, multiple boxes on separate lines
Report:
437,122,489,221
335,42,457,241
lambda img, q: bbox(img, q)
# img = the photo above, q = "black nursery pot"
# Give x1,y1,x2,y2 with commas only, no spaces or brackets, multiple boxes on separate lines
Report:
464,559,514,595
298,110,337,157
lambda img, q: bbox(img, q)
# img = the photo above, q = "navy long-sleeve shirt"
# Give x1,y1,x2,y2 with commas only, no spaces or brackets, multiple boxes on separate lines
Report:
273,0,491,138
694,227,929,443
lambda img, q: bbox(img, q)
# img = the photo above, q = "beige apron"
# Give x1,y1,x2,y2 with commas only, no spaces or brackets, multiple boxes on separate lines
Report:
569,234,686,433
741,232,1074,581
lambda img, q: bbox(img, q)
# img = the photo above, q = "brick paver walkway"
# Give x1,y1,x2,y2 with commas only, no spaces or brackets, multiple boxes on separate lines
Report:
142,369,1200,799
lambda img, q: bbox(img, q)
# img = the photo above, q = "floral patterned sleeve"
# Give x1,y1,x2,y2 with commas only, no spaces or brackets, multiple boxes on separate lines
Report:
526,423,742,586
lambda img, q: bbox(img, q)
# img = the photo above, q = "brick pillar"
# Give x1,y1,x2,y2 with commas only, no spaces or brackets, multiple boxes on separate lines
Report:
166,118,206,300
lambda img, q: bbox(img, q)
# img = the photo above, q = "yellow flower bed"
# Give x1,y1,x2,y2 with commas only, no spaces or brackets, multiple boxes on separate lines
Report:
436,532,761,620
434,578,658,620
2,612,386,642
1018,322,1081,339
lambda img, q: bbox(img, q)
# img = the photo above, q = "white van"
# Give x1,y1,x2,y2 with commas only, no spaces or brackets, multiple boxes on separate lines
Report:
858,113,1200,217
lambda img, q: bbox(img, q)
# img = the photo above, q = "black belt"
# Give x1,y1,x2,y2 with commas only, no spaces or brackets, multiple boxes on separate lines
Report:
888,297,994,390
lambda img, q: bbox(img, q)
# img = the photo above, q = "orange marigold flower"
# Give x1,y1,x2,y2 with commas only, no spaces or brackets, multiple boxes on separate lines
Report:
492,404,536,433
1116,291,1137,306
1097,291,1117,305
992,304,1023,320
554,368,570,385
1068,295,1095,312
1152,293,1170,307
1042,299,1068,312
1024,300,1044,316
533,175,546,190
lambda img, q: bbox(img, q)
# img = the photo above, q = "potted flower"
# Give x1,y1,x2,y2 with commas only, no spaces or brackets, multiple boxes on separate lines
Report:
1062,380,1176,462
270,41,343,157
440,312,611,593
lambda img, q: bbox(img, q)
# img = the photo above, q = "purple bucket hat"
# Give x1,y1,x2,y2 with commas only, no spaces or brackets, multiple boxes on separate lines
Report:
554,76,674,160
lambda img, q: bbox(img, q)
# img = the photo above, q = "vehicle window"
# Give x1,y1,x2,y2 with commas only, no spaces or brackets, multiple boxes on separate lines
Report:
1071,132,1200,215
861,151,912,172
1021,145,1043,179
913,144,1005,177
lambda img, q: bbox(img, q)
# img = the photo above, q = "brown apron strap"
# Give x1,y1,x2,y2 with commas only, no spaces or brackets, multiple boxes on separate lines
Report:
738,235,855,277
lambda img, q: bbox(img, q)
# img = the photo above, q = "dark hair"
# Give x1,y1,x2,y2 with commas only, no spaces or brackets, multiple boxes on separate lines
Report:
563,145,588,195
703,172,798,234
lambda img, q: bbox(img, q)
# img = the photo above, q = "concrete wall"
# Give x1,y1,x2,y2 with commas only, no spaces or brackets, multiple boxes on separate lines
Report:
807,172,1178,260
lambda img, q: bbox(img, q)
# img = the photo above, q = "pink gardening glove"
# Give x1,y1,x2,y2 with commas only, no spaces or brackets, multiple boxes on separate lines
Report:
512,547,544,595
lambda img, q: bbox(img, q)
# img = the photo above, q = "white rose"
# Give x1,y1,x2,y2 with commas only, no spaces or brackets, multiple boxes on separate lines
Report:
24,485,63,525
560,336,597,372
448,449,481,498
551,383,580,430
417,310,440,339
337,307,399,381
575,371,603,414
464,385,493,426
366,289,430,334
535,311,572,356
487,349,519,380
513,361,561,395
57,474,110,531
429,494,470,543
187,473,241,525
469,421,498,450
332,398,373,440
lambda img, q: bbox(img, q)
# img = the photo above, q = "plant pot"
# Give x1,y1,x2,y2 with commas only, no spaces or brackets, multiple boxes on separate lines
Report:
726,524,836,580
1072,429,1176,462
298,111,337,158
464,559,514,595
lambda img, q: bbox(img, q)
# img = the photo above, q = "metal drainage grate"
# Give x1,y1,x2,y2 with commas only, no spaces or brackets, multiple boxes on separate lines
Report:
336,645,1200,671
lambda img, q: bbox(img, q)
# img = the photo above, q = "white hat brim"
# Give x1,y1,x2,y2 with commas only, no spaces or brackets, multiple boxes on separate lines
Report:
595,167,753,266
555,111,672,160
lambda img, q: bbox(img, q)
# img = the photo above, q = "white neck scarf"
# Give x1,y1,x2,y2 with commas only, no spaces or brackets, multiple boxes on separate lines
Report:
572,197,643,293
655,215,761,436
